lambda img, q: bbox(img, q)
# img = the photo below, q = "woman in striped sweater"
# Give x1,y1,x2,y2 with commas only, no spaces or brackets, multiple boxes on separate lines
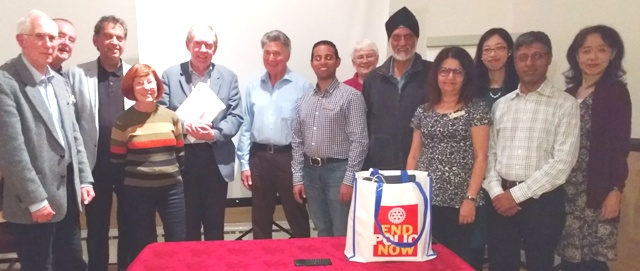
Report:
110,64,186,262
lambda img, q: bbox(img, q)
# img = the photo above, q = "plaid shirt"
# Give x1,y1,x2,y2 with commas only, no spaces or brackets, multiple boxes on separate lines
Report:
483,80,580,203
291,79,368,186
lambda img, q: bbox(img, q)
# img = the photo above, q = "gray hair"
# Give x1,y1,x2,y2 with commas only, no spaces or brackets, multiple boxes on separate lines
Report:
351,39,379,59
16,10,50,34
93,15,128,39
53,18,74,27
514,31,552,54
186,24,218,46
260,30,291,52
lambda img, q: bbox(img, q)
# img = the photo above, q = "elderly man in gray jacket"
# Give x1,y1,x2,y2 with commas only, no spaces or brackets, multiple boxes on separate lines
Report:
0,10,94,271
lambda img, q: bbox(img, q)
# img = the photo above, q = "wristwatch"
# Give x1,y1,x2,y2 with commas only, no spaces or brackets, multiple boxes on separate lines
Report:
463,195,477,202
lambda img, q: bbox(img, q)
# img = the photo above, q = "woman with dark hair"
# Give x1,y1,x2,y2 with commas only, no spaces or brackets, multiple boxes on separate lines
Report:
556,25,631,271
469,27,520,270
406,46,490,267
473,28,519,107
110,64,186,263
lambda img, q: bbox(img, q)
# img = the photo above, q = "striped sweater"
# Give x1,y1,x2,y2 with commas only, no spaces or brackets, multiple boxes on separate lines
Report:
110,105,184,187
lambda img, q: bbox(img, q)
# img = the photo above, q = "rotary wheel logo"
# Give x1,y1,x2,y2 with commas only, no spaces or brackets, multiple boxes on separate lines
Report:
387,207,406,224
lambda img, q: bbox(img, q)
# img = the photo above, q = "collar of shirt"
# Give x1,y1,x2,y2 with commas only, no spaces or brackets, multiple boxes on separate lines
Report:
512,79,554,99
389,54,416,77
21,55,54,84
189,61,213,82
97,57,124,78
313,78,340,95
260,68,293,87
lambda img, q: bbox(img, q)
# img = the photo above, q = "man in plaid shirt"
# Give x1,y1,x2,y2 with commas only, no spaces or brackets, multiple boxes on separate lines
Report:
291,40,368,237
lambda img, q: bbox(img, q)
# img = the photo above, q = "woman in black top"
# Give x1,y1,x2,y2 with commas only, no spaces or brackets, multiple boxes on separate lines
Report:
474,28,519,107
467,28,520,270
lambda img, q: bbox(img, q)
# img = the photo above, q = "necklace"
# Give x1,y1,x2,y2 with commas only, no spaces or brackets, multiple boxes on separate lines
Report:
489,89,502,98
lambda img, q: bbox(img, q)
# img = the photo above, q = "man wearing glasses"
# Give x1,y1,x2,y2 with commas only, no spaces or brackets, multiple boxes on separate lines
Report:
483,31,580,271
361,6,432,171
0,10,95,270
343,39,379,91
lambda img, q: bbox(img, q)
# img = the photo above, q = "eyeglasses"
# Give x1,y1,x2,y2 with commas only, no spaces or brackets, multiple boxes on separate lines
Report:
482,45,508,55
22,32,58,43
354,53,377,61
438,67,464,78
515,52,549,63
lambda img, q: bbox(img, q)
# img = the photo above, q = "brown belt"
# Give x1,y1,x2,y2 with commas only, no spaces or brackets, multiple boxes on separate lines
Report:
501,178,524,191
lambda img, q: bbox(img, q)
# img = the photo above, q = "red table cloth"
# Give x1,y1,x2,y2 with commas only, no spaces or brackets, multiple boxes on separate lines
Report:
128,237,473,271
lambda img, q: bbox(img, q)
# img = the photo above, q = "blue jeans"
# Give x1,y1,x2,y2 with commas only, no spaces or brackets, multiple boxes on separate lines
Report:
302,160,350,237
124,182,186,263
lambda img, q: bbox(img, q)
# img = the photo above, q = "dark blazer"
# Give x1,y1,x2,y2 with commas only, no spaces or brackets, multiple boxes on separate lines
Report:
159,62,243,182
0,55,94,224
567,79,631,210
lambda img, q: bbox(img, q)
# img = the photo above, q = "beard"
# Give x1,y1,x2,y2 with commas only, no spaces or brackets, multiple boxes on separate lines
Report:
392,46,416,62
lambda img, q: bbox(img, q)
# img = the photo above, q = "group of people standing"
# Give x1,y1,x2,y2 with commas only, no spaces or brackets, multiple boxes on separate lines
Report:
404,18,629,271
0,6,630,271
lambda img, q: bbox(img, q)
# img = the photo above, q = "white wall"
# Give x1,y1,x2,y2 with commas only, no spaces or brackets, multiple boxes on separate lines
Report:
0,0,139,67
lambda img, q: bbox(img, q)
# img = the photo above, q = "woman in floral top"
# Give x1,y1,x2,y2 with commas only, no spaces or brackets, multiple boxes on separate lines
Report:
406,46,490,268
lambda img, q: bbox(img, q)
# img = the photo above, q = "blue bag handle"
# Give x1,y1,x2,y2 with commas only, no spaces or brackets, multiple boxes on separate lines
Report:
369,168,411,183
373,176,429,248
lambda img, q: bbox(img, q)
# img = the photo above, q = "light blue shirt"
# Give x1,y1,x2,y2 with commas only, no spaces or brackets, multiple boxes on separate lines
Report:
236,69,313,171
389,55,414,91
21,56,66,212
22,56,65,149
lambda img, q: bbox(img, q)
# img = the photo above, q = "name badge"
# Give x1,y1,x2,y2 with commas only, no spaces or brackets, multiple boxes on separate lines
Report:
449,110,465,119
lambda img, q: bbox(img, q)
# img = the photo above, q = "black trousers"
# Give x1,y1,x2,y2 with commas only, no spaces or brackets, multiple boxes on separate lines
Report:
432,205,474,267
488,186,566,271
85,163,129,271
182,143,228,241
10,165,86,271
248,147,310,239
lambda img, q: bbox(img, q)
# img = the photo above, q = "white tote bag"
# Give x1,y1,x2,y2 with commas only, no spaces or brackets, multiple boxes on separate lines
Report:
345,169,436,262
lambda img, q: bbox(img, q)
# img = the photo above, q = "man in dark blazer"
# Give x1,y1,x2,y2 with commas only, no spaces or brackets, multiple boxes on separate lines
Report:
0,10,94,271
159,24,243,241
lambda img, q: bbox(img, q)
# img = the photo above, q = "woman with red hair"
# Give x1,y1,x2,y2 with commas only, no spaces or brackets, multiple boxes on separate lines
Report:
110,64,186,263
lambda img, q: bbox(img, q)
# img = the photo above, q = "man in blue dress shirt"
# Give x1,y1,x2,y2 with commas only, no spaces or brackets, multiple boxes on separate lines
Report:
236,30,311,239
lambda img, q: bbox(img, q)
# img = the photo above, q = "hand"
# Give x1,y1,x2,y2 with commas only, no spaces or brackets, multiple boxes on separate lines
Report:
81,186,95,205
339,184,353,204
500,205,520,216
600,190,621,220
241,170,252,190
459,199,476,224
492,191,520,216
31,204,55,223
185,120,215,141
293,184,306,204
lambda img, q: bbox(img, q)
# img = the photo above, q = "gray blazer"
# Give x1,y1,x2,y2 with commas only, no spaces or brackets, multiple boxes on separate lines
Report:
159,62,243,182
0,55,94,224
66,60,134,169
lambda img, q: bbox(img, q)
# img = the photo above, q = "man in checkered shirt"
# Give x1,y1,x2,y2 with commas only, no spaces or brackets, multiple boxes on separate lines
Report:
291,40,368,237
483,31,580,271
